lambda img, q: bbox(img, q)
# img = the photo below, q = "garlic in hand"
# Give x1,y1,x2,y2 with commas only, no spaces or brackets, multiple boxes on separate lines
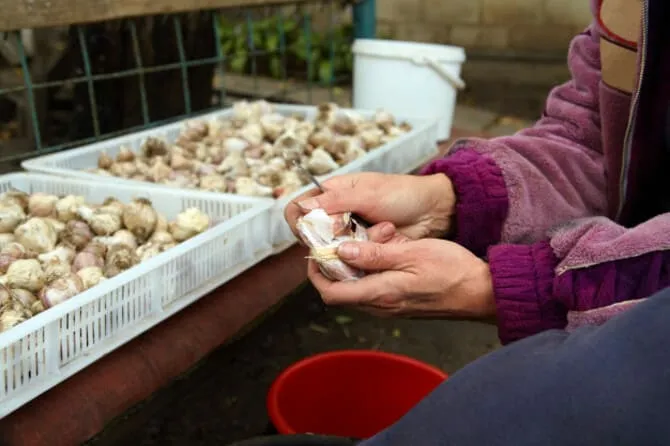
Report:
296,208,368,282
6,259,46,292
168,208,210,242
76,267,106,290
14,218,58,254
39,274,84,308
122,198,157,242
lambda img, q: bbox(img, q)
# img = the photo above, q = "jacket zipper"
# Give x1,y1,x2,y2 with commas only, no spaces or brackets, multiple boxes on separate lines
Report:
616,0,650,220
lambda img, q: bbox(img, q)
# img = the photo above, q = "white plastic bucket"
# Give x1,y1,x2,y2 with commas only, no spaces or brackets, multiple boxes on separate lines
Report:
352,39,466,141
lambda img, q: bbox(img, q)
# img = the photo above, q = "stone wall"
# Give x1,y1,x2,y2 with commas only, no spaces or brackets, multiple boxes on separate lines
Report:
377,0,592,55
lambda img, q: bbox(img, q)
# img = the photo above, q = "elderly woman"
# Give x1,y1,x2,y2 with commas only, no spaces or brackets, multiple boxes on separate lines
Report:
285,0,670,345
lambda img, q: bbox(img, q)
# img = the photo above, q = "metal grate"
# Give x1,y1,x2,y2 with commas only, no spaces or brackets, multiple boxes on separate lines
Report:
0,0,375,171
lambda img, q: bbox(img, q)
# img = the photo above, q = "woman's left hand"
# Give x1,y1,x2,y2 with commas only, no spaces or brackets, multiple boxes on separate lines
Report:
308,236,497,319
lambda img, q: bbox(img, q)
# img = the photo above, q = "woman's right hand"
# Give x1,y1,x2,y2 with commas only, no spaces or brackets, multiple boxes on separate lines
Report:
284,172,457,240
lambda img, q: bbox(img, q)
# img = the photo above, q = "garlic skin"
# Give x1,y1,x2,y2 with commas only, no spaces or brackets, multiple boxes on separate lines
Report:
82,241,107,258
76,267,106,290
0,203,26,233
77,205,122,236
93,229,137,250
136,243,164,261
296,209,368,282
6,259,45,292
122,198,157,242
10,288,38,309
55,195,85,222
44,218,66,237
0,300,31,332
101,198,125,217
44,259,73,283
72,252,104,273
150,230,175,245
39,274,84,308
168,208,210,242
0,284,9,306
104,244,139,278
155,214,168,233
14,218,58,254
60,220,94,250
28,193,59,217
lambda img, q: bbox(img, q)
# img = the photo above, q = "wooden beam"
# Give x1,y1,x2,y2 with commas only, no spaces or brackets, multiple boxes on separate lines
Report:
0,0,309,32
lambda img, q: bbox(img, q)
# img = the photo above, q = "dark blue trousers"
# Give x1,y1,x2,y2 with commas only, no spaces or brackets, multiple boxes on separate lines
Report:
361,287,670,446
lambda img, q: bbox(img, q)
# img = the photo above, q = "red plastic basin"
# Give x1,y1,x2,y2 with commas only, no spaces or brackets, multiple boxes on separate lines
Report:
267,350,448,439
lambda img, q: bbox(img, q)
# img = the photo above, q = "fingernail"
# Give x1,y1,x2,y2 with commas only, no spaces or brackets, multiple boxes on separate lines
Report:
381,223,395,238
298,198,318,210
338,243,360,259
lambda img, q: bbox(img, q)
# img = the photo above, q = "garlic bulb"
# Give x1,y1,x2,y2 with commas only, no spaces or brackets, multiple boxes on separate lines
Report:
116,146,136,162
60,220,94,250
168,208,210,242
199,174,227,192
136,242,164,261
0,284,9,306
77,267,106,290
234,177,274,198
14,218,58,254
39,274,84,308
10,288,38,309
0,233,15,251
101,197,125,217
222,137,250,152
150,230,175,245
307,148,339,175
28,193,59,217
0,190,29,212
6,259,45,292
104,244,139,278
155,215,168,233
0,300,31,332
296,209,368,282
0,203,26,233
1,242,27,258
122,198,157,242
38,245,76,265
44,259,73,283
0,253,19,274
82,241,107,258
44,217,66,237
77,205,122,236
72,252,104,273
55,195,85,222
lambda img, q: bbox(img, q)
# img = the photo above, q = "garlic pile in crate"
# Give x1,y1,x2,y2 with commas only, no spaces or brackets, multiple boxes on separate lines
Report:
90,100,412,198
296,208,368,281
0,189,210,333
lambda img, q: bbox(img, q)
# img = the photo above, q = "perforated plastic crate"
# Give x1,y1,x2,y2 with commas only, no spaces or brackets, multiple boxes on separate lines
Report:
0,173,273,418
22,104,440,253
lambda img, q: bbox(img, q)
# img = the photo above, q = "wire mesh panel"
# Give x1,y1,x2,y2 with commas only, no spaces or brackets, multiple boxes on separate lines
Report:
0,1,366,173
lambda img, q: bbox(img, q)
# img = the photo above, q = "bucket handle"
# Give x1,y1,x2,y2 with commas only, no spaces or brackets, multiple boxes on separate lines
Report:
414,56,466,90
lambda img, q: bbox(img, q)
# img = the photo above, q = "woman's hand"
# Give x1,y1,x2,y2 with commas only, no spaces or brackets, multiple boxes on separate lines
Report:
284,172,456,241
307,236,497,320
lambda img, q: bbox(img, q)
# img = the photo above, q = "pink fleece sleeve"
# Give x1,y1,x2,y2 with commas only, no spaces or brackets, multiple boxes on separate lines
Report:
489,214,670,344
422,24,606,249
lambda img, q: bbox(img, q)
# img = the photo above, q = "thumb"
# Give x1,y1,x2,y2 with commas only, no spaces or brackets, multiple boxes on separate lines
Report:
337,241,407,271
297,188,370,215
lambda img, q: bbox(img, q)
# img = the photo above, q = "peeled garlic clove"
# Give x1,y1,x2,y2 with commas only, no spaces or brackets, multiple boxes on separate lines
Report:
39,274,84,308
14,217,58,254
38,245,76,265
28,193,59,217
6,259,45,292
55,195,85,222
104,244,139,278
168,208,210,242
0,203,26,233
60,220,94,250
76,267,106,290
122,198,157,243
307,148,339,175
296,209,368,282
72,252,104,273
44,258,73,283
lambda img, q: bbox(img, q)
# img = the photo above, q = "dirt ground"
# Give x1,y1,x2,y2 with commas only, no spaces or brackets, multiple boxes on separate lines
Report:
84,81,554,446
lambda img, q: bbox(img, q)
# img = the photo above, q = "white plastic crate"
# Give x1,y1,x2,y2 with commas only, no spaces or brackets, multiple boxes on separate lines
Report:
22,104,440,252
0,173,273,418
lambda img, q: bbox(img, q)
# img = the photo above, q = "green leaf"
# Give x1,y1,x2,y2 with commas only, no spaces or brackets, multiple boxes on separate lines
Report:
230,53,247,73
318,60,333,84
269,56,282,78
266,33,279,52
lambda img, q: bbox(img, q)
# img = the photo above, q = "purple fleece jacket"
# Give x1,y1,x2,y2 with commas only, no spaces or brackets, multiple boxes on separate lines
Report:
421,0,670,344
